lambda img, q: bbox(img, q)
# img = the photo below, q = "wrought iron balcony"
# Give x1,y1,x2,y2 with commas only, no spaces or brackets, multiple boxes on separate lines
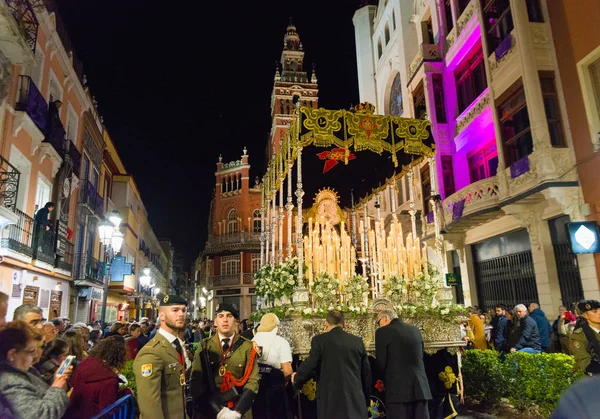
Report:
33,226,56,265
75,252,103,284
79,180,104,217
209,274,242,287
203,232,261,254
15,75,47,133
0,155,20,211
43,114,67,156
4,0,38,54
1,208,33,256
56,240,73,272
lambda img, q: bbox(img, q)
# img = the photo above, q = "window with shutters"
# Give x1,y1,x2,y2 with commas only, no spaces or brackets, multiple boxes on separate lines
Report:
433,74,446,123
539,71,565,147
468,142,499,182
441,156,455,197
227,209,238,234
221,255,240,275
444,0,454,35
482,0,513,53
498,82,532,166
253,210,261,232
455,46,487,114
413,82,427,120
251,254,261,273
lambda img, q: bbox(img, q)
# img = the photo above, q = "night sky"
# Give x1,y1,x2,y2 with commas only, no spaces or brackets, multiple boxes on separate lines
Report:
57,0,366,263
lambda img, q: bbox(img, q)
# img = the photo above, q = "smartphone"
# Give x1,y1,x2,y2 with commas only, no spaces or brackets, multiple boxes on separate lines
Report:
56,355,76,377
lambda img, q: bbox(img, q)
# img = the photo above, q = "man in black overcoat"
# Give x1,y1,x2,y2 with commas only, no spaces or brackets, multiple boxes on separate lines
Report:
376,309,432,419
292,310,371,419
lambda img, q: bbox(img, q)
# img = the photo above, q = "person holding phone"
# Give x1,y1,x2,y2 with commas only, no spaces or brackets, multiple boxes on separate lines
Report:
0,321,72,419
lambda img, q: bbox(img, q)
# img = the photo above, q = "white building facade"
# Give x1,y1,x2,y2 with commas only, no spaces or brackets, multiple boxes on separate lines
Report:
353,0,600,317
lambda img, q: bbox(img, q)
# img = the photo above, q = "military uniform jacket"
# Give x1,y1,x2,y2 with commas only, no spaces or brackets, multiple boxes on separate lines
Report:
571,325,600,375
190,334,259,418
133,332,188,419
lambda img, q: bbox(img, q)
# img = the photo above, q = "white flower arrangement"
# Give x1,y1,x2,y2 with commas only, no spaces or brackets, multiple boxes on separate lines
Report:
312,272,341,310
254,258,304,305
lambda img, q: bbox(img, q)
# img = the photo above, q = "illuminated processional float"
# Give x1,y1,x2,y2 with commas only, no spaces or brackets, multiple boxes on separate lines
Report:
254,103,467,359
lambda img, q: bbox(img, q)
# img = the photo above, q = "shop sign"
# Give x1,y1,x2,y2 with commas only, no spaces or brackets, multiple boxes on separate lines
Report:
89,287,103,301
568,222,600,254
445,273,460,287
216,288,241,296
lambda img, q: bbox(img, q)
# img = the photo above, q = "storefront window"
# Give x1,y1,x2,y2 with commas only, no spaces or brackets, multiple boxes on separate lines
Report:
94,304,117,324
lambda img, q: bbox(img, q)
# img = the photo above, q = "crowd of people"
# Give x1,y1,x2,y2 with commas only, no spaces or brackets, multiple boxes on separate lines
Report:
461,300,600,375
1,289,598,419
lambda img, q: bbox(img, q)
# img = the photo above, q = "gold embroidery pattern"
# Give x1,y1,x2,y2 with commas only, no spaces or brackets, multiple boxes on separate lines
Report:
346,112,390,154
265,102,436,196
300,107,344,148
300,379,317,401
439,366,457,389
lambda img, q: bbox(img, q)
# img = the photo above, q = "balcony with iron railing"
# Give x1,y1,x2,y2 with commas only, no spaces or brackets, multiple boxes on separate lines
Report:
0,155,20,211
203,232,261,254
0,0,38,65
33,227,56,266
209,274,242,287
56,240,74,272
1,208,33,257
15,75,47,133
79,180,104,217
75,252,103,284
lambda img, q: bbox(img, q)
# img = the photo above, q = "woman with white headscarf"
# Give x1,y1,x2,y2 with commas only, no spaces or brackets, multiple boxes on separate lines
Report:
252,313,293,419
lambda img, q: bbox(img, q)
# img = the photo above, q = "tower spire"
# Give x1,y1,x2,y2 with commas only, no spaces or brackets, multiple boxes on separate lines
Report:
280,21,307,82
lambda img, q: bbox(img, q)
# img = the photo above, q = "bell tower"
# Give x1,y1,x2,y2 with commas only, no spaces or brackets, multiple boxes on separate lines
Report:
269,20,319,162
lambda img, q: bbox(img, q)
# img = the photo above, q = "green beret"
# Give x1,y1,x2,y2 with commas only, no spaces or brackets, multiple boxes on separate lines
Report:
215,302,239,319
160,295,188,307
577,300,600,314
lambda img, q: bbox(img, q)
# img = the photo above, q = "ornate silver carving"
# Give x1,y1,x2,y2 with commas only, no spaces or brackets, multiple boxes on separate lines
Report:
279,313,463,358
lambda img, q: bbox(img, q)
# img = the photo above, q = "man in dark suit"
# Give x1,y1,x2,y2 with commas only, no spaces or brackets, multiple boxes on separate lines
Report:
376,309,431,419
292,310,371,419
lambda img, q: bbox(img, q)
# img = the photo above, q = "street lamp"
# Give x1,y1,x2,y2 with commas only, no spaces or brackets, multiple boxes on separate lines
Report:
99,210,123,328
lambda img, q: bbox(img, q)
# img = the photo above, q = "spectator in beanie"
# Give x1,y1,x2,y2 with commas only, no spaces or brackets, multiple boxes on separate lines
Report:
65,335,129,418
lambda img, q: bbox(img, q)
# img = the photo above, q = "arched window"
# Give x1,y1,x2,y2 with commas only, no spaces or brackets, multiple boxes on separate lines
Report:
253,209,261,232
377,38,383,59
384,23,390,45
227,209,238,234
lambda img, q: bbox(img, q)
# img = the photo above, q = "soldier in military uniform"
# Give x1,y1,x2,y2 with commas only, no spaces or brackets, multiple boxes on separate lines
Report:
570,300,600,376
191,303,259,419
134,295,190,418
